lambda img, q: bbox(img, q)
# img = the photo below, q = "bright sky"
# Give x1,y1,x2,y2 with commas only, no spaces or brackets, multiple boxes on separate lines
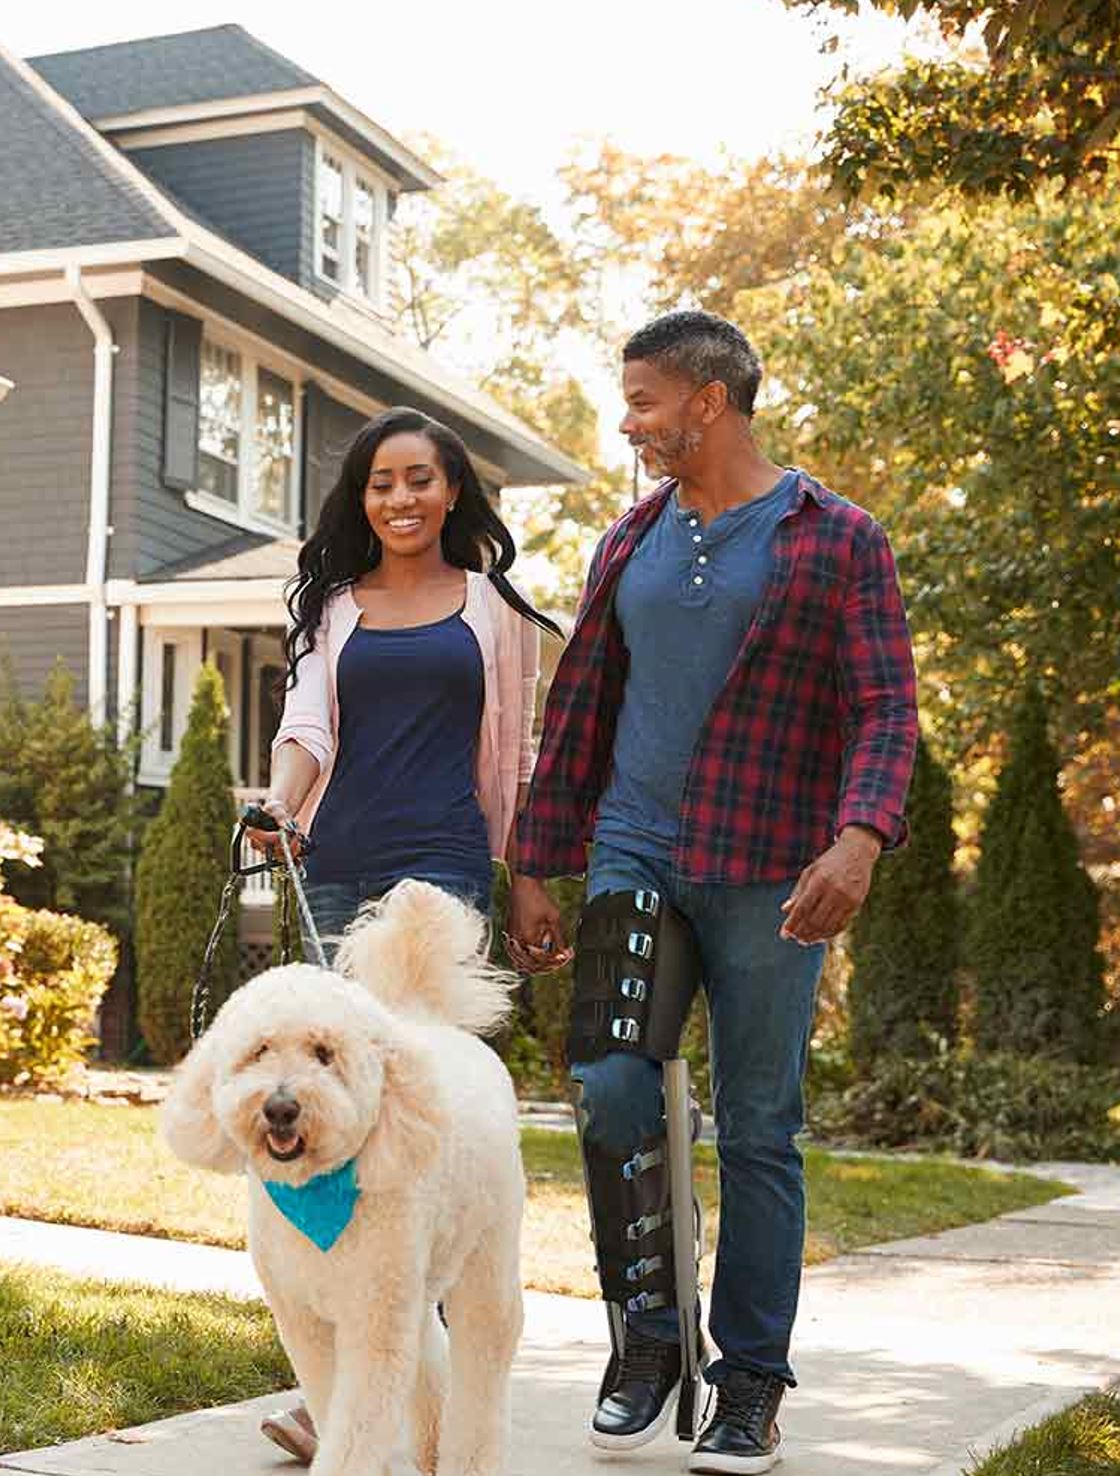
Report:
8,0,914,201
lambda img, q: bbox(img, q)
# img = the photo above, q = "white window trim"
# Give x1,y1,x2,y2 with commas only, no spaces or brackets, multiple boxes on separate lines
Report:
313,133,393,310
138,626,203,786
191,322,303,538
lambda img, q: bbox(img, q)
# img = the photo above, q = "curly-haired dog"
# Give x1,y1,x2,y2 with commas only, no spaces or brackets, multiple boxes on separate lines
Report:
161,881,524,1476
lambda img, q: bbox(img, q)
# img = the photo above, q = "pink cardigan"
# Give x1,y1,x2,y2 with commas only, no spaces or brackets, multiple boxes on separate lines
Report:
271,571,540,861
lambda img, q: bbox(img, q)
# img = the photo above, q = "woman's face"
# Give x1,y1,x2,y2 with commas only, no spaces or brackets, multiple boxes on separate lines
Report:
363,432,456,561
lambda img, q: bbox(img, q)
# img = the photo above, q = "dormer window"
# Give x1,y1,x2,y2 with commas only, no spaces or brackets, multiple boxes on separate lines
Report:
314,136,390,308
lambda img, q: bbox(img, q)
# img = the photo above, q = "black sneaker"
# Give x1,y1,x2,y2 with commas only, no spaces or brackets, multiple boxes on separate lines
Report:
589,1329,683,1451
688,1369,785,1473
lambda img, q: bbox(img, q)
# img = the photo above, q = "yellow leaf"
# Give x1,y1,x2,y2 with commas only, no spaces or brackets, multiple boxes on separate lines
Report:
1002,349,1035,383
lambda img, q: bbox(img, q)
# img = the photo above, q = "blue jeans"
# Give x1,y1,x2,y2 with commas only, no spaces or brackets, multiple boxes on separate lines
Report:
572,841,824,1388
301,871,493,964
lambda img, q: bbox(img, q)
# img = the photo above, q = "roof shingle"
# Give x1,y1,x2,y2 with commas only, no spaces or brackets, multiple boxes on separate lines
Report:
29,25,317,120
0,56,173,254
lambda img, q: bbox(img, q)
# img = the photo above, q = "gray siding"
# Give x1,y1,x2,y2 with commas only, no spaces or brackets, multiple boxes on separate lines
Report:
0,303,94,586
132,132,316,287
304,387,366,531
0,603,88,705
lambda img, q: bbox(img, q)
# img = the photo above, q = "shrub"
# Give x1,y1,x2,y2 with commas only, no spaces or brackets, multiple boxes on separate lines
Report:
848,735,961,1067
0,661,135,935
0,893,117,1086
134,664,238,1064
970,685,1105,1063
809,1049,1120,1163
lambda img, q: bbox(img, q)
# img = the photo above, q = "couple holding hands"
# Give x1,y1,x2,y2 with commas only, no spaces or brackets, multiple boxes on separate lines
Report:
252,308,918,1474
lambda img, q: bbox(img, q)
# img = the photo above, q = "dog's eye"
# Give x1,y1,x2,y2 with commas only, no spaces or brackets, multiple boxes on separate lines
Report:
313,1043,334,1066
251,1043,269,1063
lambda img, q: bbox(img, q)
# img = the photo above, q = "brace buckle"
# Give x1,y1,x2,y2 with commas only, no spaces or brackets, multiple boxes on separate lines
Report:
624,1255,664,1282
626,1211,667,1240
619,977,647,1001
634,890,661,916
611,1017,641,1044
628,932,654,960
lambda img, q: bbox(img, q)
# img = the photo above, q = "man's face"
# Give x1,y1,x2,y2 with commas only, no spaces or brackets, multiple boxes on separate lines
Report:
619,358,706,479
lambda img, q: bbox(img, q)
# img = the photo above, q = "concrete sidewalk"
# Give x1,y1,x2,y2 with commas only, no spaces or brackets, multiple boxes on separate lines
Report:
2,1161,1119,1476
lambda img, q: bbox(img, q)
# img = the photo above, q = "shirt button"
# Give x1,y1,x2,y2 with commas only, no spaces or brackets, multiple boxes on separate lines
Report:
689,519,698,528
693,575,704,586
692,533,702,544
698,554,708,565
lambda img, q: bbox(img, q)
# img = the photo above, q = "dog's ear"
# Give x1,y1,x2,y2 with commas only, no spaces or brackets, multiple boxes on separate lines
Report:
360,1034,444,1187
160,1029,243,1174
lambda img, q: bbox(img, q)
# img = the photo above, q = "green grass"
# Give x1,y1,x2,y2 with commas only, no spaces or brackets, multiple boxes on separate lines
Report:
0,1100,1069,1298
968,1390,1120,1474
0,1261,291,1455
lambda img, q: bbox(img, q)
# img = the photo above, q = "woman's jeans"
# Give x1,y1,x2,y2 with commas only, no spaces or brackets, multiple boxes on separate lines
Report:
572,841,824,1388
301,871,493,963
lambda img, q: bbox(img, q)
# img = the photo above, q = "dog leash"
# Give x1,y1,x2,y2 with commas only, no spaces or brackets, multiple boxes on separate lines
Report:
190,804,328,1041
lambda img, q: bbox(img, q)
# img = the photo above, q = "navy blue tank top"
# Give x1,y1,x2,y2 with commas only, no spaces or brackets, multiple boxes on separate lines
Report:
303,611,491,888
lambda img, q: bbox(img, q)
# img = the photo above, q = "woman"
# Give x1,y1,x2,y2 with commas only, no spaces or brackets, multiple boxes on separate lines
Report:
250,405,561,1463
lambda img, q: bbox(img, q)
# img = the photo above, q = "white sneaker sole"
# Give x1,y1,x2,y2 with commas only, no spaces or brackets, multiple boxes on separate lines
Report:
687,1438,782,1474
588,1378,681,1452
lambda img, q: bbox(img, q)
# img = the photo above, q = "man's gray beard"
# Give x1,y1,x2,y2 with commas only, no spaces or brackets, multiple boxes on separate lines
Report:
644,427,704,474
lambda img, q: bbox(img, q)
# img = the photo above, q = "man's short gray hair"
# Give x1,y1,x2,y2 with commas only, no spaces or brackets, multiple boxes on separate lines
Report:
623,310,762,417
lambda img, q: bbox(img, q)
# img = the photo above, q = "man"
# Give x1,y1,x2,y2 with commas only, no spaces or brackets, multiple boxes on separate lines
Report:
508,310,918,1474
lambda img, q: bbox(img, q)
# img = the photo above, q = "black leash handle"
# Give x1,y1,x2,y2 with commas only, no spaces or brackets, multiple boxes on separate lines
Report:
189,805,322,1041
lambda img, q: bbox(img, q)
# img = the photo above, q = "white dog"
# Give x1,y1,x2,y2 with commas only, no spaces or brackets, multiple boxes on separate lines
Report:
161,881,525,1476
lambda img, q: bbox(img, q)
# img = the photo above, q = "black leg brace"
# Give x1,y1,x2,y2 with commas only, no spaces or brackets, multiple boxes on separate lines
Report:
569,889,708,1440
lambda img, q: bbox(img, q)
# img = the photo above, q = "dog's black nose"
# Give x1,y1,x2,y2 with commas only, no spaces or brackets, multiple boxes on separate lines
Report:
263,1090,301,1131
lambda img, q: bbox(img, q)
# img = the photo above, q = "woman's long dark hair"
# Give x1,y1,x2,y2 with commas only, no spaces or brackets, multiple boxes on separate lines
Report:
282,407,562,689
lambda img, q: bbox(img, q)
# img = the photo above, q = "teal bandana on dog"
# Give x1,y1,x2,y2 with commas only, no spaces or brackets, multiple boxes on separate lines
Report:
263,1158,361,1252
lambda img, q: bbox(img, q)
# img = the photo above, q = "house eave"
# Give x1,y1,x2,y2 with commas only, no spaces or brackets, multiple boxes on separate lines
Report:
94,85,441,193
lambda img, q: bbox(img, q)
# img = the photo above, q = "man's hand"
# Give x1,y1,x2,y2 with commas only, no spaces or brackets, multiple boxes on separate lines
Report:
505,874,573,974
780,826,883,945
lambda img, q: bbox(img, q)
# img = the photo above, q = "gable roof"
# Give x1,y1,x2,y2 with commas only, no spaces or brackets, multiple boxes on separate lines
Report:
29,25,316,119
0,50,174,254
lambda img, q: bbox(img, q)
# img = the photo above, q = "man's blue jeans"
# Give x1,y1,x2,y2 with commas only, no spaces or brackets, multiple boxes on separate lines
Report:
572,841,824,1388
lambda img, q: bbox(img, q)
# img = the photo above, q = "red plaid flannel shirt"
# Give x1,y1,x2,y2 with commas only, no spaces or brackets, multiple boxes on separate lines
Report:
518,473,918,883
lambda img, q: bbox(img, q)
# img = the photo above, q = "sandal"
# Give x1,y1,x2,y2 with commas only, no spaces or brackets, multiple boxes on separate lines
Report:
260,1402,317,1464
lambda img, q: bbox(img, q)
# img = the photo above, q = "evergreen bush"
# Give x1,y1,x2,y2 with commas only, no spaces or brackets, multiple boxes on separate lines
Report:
0,660,134,933
970,685,1105,1062
848,736,961,1068
134,664,238,1063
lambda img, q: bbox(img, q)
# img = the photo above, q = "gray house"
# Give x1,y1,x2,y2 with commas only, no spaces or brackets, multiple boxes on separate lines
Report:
0,24,583,799
0,26,584,1041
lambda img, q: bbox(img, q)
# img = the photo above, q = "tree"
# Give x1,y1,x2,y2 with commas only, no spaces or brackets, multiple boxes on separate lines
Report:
0,659,134,933
847,736,960,1067
783,0,1120,198
969,685,1105,1062
750,181,1120,761
134,663,238,1063
394,141,628,608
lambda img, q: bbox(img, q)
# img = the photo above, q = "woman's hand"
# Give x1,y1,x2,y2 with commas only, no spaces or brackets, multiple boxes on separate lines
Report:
245,797,304,861
504,874,573,974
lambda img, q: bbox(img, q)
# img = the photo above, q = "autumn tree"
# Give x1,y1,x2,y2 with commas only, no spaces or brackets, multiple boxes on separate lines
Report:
783,0,1120,198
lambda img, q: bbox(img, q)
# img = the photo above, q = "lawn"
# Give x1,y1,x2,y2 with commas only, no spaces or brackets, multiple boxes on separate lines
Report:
0,1099,1068,1297
968,1390,1120,1475
0,1261,290,1455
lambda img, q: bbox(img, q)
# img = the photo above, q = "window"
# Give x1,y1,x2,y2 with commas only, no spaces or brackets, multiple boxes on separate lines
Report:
198,341,242,503
318,152,343,282
159,643,177,752
255,370,295,525
315,139,391,307
193,335,299,531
